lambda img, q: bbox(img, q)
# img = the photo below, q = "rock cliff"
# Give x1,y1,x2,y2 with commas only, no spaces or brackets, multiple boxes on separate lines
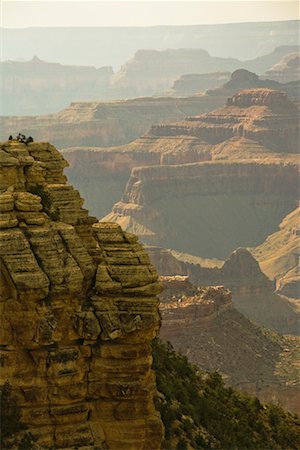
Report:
0,140,163,449
158,276,300,415
104,160,299,259
206,69,300,102
102,89,299,258
63,135,212,219
148,247,299,335
0,96,222,149
151,89,299,153
0,57,113,116
252,206,300,299
264,53,300,83
170,72,231,96
109,46,299,98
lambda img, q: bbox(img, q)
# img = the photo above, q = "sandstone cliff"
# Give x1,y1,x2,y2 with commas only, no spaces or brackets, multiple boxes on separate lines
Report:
170,72,230,96
264,53,300,83
63,135,212,219
110,49,240,98
206,69,300,102
1,57,113,116
148,247,299,336
102,89,299,259
0,140,163,449
109,46,299,98
158,276,300,415
0,96,222,149
104,160,299,259
151,89,299,153
252,206,300,299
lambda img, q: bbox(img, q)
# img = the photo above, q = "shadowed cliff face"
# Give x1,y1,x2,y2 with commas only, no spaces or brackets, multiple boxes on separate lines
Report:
0,96,222,149
104,160,299,259
109,46,299,98
158,277,300,416
102,89,299,259
148,247,300,336
252,206,300,299
264,53,300,83
0,140,164,449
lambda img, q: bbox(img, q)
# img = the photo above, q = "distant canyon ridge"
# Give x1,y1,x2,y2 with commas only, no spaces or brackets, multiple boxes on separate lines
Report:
1,43,299,115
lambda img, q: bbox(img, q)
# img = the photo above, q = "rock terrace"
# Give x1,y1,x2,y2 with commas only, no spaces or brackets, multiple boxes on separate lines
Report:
0,140,163,449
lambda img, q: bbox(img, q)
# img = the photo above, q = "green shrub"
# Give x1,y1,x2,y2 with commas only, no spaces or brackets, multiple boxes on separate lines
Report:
152,338,300,449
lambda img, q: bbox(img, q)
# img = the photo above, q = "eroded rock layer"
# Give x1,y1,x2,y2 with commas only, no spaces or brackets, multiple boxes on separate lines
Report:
158,277,300,416
148,247,299,335
0,140,163,449
104,160,299,259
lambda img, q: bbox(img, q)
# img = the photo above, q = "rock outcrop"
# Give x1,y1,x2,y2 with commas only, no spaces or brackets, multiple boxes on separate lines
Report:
206,69,300,102
170,72,231,96
0,96,222,149
109,46,299,98
158,276,300,415
0,57,113,116
62,135,212,219
0,140,163,449
148,247,299,335
152,89,299,153
252,206,300,299
102,89,299,258
264,53,300,83
104,160,299,259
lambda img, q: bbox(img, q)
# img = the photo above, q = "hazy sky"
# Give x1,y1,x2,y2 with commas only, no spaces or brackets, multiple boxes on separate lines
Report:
1,1,299,28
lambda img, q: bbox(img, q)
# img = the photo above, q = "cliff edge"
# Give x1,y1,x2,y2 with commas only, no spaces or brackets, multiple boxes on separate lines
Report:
0,140,163,449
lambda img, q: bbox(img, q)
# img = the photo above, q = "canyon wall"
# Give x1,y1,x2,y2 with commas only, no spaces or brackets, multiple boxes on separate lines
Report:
105,160,299,259
3,22,298,67
148,247,299,335
252,206,300,299
0,96,222,149
264,53,300,83
110,46,299,98
1,57,113,116
0,140,164,449
158,277,300,416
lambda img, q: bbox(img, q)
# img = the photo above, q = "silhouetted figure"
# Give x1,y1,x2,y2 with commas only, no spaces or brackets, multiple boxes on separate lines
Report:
25,136,34,145
8,135,13,140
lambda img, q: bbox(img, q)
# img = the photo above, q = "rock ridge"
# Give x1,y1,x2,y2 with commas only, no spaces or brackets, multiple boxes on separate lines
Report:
0,140,164,449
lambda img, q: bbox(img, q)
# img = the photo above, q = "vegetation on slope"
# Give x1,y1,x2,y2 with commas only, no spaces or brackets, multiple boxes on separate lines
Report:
152,339,300,449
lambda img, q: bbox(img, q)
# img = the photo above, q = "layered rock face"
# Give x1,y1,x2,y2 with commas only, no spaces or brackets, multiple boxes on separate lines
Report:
152,89,299,153
0,96,222,149
109,46,299,98
252,206,300,299
1,57,113,116
102,89,299,259
170,72,231,96
149,247,299,335
158,276,300,415
206,69,300,102
63,135,212,219
264,53,300,83
105,160,299,259
0,140,163,449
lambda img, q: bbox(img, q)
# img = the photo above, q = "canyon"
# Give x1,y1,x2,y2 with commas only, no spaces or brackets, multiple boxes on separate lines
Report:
158,276,300,415
264,53,300,83
0,56,113,116
148,246,299,335
103,89,299,257
0,96,223,149
0,139,164,449
3,22,298,69
1,45,299,116
110,45,299,98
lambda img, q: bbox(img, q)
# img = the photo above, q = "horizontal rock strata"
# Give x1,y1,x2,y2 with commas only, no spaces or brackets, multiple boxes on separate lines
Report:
0,140,163,449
